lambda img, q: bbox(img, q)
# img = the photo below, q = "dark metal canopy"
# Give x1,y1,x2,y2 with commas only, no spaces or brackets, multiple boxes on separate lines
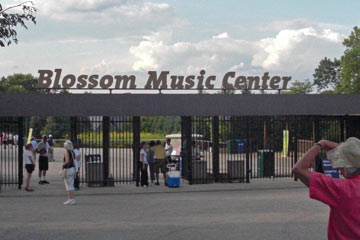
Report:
0,93,360,116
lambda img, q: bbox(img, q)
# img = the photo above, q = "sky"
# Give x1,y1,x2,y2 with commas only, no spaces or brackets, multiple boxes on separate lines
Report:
1,0,359,90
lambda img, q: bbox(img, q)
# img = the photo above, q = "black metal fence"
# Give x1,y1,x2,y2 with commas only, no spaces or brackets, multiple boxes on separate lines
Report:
1,115,360,189
73,116,138,186
179,115,360,184
0,117,23,189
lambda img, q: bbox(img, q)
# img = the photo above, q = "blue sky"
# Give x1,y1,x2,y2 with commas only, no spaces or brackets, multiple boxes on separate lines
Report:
1,0,359,90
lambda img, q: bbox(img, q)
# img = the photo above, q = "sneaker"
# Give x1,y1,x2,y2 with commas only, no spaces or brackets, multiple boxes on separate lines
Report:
25,188,34,192
69,199,76,205
43,180,50,184
143,185,147,188
64,199,72,205
39,181,44,185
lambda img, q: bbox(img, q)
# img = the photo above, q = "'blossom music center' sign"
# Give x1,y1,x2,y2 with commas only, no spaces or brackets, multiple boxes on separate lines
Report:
35,69,291,90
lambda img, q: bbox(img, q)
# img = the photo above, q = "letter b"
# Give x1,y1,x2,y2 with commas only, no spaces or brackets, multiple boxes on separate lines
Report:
36,70,53,88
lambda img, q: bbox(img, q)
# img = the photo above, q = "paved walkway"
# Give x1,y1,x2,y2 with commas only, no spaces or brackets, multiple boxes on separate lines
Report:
0,148,329,240
0,174,329,240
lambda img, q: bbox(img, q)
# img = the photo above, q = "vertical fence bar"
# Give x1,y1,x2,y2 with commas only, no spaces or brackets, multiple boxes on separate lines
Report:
212,116,219,182
103,116,110,185
133,116,140,186
245,116,250,183
293,116,298,181
18,117,24,189
70,117,77,142
313,117,322,173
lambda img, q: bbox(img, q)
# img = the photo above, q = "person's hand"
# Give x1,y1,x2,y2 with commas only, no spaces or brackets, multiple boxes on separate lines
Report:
318,140,339,151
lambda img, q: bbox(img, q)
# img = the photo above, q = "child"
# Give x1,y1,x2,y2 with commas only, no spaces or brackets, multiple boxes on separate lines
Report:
25,144,35,191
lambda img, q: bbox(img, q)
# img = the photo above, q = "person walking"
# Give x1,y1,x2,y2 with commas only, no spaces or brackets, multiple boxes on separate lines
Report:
62,140,76,205
152,140,168,186
165,138,173,164
147,141,156,185
24,144,35,192
139,142,149,187
36,135,50,184
47,134,55,162
292,137,360,239
73,142,81,191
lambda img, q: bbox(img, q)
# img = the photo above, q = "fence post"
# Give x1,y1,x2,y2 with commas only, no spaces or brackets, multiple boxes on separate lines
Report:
212,116,219,182
293,116,298,181
103,116,110,186
313,117,322,173
133,116,140,186
340,116,345,142
70,117,77,142
18,117,24,189
181,116,192,184
246,116,250,183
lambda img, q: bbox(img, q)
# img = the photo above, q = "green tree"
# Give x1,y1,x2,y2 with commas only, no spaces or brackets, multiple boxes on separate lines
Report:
313,57,341,92
29,117,46,138
41,117,71,139
337,26,360,93
0,1,37,47
287,79,313,94
0,73,41,93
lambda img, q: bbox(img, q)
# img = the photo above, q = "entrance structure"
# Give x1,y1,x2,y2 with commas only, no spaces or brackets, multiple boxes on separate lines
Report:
1,94,360,188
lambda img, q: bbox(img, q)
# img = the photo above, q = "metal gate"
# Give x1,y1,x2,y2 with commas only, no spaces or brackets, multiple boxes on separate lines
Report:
181,115,359,184
73,116,139,186
0,117,23,189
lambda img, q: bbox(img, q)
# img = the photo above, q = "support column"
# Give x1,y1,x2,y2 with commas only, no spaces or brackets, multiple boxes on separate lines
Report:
18,117,24,189
245,116,250,183
212,116,219,182
133,116,140,186
313,117,322,173
103,116,110,185
70,117,77,143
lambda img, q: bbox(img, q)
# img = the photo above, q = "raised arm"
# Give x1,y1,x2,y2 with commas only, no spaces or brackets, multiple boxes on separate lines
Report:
292,140,339,187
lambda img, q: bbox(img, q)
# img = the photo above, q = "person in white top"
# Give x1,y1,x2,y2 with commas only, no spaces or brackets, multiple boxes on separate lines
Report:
30,137,37,168
24,144,36,192
73,142,81,190
139,141,149,187
165,138,173,163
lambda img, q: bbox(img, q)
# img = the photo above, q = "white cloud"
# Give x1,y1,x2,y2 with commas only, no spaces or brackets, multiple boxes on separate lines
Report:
252,27,344,71
33,0,175,24
129,27,345,82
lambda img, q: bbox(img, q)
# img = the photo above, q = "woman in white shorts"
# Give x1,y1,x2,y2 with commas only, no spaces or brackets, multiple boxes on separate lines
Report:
62,140,76,205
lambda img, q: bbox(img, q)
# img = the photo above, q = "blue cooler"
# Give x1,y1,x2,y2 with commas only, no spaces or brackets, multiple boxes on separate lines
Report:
167,164,180,188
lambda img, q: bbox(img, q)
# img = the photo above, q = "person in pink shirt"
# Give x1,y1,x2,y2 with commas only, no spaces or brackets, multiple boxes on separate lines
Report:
292,137,360,240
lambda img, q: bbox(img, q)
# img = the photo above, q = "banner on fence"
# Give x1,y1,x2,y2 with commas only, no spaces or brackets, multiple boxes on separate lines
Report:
283,130,289,157
322,157,339,178
27,128,33,144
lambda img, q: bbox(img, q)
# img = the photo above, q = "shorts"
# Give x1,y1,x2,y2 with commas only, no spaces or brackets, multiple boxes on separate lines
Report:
154,158,167,174
25,164,35,174
39,156,49,171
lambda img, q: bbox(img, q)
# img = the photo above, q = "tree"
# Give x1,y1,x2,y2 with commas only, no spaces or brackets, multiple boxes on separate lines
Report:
313,57,341,92
41,117,71,139
287,79,313,94
0,73,40,93
336,26,360,93
0,1,37,47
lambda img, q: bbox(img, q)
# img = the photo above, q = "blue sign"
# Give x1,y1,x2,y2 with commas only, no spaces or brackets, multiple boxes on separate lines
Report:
322,157,339,178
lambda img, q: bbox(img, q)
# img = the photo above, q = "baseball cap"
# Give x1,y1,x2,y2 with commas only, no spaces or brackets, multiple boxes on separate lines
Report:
327,137,360,168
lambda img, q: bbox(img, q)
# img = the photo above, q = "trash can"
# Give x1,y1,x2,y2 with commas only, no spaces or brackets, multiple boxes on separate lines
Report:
85,154,104,186
226,140,237,154
236,139,245,153
257,150,275,178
